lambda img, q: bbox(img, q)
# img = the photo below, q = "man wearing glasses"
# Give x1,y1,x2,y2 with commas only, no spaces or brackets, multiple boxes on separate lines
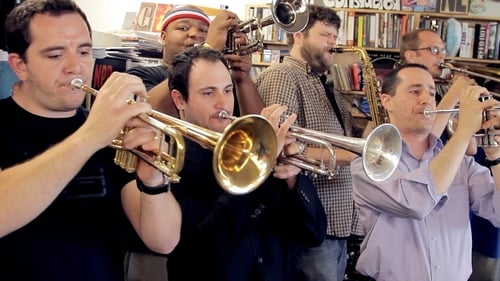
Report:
399,28,477,145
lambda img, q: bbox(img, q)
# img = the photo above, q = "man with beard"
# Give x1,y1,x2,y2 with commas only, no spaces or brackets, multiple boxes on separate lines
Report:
255,5,361,281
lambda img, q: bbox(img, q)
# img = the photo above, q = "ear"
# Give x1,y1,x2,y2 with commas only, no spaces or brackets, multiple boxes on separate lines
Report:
404,50,415,63
379,93,393,112
160,30,167,44
171,89,185,111
8,53,27,81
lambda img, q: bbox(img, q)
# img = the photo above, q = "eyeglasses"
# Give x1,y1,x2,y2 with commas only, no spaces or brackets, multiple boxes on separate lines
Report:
409,46,448,56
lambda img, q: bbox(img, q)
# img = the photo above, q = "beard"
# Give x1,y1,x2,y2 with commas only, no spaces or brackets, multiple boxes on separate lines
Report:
300,41,332,73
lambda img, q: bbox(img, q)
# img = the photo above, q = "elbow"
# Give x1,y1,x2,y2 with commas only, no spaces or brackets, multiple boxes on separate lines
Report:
144,233,180,254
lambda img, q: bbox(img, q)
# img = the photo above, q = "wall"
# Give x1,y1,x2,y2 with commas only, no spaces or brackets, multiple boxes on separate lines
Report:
74,0,271,32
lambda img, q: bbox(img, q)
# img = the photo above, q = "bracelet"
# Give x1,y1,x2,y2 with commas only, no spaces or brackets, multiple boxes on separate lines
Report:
485,157,500,167
136,176,170,195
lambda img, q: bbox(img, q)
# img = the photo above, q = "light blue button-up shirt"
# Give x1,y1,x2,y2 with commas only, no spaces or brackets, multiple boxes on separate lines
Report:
351,134,500,281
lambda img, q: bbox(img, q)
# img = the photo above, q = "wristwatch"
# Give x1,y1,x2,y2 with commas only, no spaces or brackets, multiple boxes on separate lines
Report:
136,176,170,195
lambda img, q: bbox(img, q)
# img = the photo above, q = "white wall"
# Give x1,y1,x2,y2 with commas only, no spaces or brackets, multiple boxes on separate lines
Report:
74,0,271,32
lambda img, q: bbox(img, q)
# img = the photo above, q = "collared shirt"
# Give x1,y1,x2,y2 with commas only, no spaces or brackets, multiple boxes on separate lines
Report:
351,134,500,281
255,55,362,237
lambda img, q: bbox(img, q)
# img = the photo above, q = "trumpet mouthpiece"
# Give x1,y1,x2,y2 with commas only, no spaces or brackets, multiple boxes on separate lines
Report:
70,78,84,90
423,108,433,118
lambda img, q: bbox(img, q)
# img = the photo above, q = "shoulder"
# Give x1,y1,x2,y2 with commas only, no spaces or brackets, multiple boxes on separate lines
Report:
127,65,168,79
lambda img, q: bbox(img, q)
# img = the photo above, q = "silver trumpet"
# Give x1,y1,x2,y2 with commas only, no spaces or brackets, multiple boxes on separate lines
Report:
219,111,402,182
423,95,500,147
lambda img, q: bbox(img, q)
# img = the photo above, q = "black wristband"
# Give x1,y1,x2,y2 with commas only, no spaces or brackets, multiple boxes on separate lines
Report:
136,176,170,195
485,157,500,167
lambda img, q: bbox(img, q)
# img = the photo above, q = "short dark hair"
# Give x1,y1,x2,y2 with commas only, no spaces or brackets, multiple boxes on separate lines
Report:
286,4,341,48
400,28,436,62
168,46,228,102
381,63,429,96
4,0,91,60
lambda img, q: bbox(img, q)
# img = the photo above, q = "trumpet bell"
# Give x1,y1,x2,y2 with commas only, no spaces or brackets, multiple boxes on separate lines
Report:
271,0,309,33
363,124,402,182
214,115,278,195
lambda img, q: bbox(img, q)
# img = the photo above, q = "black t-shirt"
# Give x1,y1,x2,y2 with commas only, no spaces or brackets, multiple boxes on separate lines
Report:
126,64,169,91
0,97,134,281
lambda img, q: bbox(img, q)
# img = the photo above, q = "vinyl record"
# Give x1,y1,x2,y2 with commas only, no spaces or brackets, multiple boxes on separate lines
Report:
446,18,462,57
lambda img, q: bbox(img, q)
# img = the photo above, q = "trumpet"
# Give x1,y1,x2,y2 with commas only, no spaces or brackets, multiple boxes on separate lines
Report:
226,0,309,55
71,78,278,194
423,95,500,147
219,111,402,182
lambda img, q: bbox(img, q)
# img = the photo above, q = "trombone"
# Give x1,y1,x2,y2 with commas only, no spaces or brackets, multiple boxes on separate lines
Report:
439,62,500,84
71,78,278,194
219,111,402,182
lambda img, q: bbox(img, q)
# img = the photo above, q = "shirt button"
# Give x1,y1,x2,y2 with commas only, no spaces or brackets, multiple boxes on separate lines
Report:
432,238,437,243
434,265,440,270
257,256,263,263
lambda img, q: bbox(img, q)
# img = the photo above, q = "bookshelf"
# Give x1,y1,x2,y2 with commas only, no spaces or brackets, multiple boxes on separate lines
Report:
245,3,500,129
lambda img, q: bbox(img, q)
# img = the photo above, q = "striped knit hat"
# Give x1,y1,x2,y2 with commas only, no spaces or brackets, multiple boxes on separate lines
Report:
161,5,211,31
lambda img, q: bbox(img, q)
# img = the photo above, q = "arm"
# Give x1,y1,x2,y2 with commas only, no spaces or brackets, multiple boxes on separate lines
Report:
226,54,265,115
430,86,493,194
0,72,151,237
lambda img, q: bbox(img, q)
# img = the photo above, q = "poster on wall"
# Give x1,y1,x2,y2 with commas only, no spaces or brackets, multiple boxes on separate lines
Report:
317,0,401,10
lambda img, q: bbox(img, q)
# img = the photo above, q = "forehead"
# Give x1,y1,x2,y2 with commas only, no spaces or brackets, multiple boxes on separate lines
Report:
29,13,91,45
188,59,231,84
417,31,443,46
397,67,434,85
310,21,338,33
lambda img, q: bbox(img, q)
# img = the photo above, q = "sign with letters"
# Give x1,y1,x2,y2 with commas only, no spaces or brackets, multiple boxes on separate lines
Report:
318,0,401,10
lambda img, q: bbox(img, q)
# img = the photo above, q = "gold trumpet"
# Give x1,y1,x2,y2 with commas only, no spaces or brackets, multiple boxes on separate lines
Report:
220,111,402,182
71,78,278,194
226,0,309,55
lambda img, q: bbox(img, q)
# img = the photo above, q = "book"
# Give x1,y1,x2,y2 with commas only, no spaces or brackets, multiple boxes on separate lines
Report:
487,22,498,59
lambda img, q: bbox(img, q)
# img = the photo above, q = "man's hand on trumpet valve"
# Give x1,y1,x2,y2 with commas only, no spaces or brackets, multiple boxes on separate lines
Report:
205,10,240,51
456,86,497,137
79,72,150,149
122,117,169,187
260,104,301,188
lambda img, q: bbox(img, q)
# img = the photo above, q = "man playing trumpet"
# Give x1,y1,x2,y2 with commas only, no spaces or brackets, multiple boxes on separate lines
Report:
351,63,500,281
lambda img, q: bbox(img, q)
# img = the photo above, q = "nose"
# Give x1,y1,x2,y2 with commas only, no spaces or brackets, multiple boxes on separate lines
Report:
215,91,232,111
63,53,82,75
188,27,205,40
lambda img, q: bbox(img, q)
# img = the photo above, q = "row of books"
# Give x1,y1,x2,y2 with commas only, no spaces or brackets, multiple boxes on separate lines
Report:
331,63,364,92
420,17,500,59
245,6,289,43
337,10,416,49
251,49,289,64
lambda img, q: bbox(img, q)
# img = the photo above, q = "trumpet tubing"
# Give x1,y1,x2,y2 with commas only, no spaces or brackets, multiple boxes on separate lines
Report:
286,124,402,182
424,95,500,147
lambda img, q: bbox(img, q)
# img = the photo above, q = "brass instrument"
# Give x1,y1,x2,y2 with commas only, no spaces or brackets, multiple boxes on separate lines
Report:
71,78,278,194
440,62,500,84
219,111,402,182
332,46,389,127
226,0,309,55
424,95,500,147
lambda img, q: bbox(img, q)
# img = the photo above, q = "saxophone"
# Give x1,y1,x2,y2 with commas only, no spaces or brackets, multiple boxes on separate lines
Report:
331,46,389,127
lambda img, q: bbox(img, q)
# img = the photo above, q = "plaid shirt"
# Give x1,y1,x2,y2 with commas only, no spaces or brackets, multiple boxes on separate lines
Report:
255,56,362,237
